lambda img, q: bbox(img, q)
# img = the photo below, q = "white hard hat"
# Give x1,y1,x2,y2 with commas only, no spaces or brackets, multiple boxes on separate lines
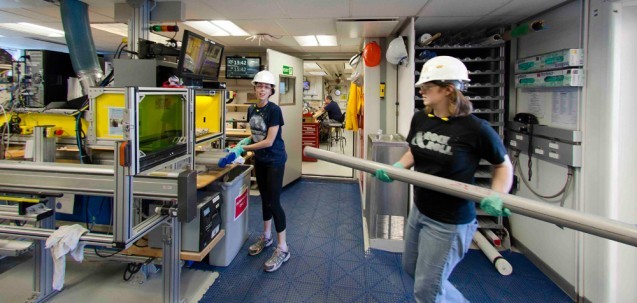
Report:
415,56,470,87
386,37,408,65
251,70,276,86
418,33,432,47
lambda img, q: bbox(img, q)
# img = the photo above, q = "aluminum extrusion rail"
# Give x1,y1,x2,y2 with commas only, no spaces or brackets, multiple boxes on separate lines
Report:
0,225,113,247
0,161,182,199
303,146,637,247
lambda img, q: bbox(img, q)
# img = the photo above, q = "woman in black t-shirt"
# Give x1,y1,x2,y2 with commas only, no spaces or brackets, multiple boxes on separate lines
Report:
231,70,289,273
375,56,513,302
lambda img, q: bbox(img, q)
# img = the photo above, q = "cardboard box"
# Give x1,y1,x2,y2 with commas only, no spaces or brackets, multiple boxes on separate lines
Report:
515,69,584,88
516,49,583,73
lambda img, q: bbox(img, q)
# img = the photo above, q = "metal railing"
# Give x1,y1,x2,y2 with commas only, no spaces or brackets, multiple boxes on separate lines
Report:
303,146,637,247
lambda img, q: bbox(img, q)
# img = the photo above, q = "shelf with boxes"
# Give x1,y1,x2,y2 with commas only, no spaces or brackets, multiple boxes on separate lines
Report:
508,49,584,164
514,49,584,88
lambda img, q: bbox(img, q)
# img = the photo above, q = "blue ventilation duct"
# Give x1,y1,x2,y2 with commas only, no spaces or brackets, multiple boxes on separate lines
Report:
60,0,103,94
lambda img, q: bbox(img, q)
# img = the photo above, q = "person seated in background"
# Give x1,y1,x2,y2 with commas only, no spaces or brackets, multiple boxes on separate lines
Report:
322,95,343,126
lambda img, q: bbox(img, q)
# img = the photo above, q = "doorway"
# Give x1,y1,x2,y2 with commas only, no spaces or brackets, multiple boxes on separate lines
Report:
301,60,355,178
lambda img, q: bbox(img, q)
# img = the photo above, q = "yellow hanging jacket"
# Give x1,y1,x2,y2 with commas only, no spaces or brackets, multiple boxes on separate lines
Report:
345,82,364,131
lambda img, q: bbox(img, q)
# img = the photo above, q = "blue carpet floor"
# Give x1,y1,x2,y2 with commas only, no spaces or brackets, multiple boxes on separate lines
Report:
194,180,572,303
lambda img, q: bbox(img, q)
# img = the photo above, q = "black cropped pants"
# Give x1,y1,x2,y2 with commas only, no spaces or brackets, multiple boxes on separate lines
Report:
254,162,286,233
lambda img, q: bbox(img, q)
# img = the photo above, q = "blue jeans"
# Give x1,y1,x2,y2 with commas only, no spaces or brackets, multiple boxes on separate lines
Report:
402,205,478,303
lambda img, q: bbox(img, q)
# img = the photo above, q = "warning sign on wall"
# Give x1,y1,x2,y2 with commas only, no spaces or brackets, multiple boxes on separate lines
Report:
234,185,248,221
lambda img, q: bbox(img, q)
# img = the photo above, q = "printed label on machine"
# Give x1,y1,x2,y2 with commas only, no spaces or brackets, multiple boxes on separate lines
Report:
108,107,125,136
234,185,248,221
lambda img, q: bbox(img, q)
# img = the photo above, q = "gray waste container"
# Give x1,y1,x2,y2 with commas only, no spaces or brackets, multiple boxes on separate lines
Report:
207,165,253,266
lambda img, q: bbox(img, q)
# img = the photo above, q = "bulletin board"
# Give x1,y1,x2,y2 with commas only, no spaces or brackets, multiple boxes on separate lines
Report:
517,87,580,130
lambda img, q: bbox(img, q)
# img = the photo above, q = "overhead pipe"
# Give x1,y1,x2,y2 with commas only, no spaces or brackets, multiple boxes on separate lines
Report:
303,147,637,248
60,0,103,94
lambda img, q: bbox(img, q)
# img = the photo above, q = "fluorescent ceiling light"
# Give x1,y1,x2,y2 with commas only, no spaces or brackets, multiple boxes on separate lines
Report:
303,62,321,70
91,23,167,44
294,35,318,47
210,20,248,36
316,35,337,46
295,35,338,47
0,22,64,38
308,71,327,76
184,21,228,36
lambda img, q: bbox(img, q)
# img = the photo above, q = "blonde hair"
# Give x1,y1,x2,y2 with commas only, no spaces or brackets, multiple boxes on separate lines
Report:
424,81,473,117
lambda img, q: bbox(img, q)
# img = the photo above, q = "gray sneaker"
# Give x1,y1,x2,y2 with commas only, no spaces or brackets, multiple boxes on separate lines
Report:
264,247,290,272
248,235,273,256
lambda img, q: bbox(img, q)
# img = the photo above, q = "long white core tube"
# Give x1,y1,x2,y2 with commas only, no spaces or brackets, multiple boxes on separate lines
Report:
473,231,513,275
303,146,637,247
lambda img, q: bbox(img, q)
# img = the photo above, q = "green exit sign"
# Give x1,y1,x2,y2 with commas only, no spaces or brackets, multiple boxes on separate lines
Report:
283,65,293,75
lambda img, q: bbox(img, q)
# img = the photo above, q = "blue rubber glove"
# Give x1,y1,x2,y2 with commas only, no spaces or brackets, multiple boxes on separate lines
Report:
374,162,404,183
480,194,511,217
228,145,244,157
238,137,252,146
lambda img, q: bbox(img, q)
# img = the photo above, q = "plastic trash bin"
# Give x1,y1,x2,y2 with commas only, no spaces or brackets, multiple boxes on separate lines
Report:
207,165,253,266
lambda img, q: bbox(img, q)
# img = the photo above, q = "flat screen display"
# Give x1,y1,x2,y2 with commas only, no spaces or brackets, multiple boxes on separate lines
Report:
225,57,261,79
178,30,224,80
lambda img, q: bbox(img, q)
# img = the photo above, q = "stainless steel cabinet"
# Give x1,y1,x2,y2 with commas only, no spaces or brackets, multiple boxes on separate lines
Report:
365,134,409,252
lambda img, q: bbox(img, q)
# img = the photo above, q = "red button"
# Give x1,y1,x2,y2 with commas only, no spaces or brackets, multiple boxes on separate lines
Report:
55,129,63,136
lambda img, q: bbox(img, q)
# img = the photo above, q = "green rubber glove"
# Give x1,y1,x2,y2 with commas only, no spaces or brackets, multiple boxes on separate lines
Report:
228,145,245,157
238,137,252,146
480,194,512,217
374,162,404,183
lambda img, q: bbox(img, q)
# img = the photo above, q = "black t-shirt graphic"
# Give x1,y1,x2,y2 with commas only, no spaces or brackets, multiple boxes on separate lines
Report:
247,102,287,166
406,112,507,224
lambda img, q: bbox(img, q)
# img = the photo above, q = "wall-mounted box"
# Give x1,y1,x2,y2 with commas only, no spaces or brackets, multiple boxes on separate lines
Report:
516,49,583,73
505,129,582,167
515,69,584,88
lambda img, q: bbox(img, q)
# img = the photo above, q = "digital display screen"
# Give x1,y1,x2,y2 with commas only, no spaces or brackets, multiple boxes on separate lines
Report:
225,57,261,79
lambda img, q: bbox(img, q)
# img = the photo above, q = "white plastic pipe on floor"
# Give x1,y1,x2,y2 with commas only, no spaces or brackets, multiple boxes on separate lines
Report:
303,147,637,248
473,231,513,276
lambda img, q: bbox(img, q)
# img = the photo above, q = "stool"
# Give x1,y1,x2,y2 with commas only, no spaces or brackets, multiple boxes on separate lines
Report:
327,122,346,153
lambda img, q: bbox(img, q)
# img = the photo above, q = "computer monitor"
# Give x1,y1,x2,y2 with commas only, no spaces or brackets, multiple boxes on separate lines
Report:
177,30,224,81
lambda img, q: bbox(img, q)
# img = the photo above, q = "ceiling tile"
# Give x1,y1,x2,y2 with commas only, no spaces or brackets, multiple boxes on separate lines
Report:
0,0,51,9
0,11,30,23
3,8,60,22
350,0,428,17
339,37,362,47
232,20,288,36
336,19,400,38
276,19,336,36
414,16,482,33
194,0,284,19
490,0,570,16
419,0,512,17
275,0,349,18
182,0,226,20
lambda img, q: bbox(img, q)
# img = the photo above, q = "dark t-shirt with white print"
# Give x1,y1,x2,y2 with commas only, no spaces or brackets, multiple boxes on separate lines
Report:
406,111,506,224
247,101,287,166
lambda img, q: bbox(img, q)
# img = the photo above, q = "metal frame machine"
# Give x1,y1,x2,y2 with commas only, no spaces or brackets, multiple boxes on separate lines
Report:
0,86,216,302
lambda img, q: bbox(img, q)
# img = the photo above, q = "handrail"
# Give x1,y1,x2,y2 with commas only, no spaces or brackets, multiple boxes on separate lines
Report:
303,146,637,248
